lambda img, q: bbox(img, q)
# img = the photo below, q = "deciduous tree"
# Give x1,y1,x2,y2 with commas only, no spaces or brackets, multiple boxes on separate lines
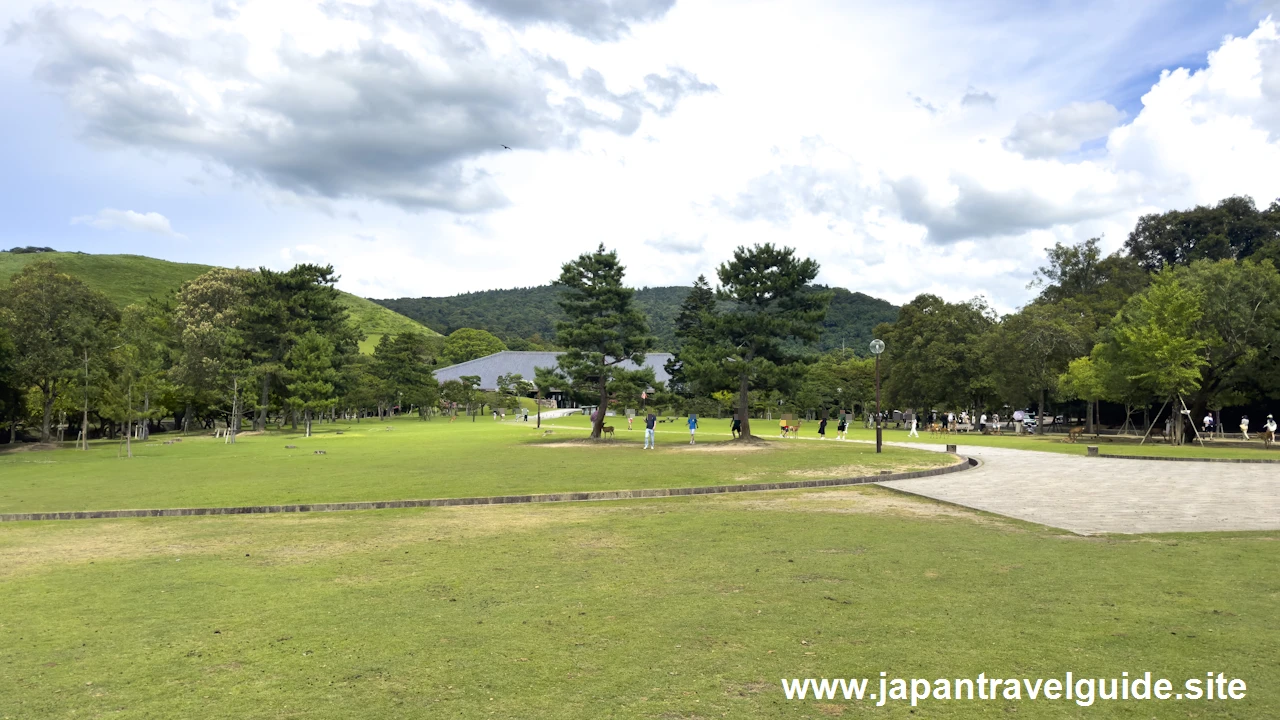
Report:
0,262,117,441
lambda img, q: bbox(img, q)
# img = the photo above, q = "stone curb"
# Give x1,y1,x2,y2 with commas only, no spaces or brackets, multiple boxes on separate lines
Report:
0,456,978,523
1097,453,1280,464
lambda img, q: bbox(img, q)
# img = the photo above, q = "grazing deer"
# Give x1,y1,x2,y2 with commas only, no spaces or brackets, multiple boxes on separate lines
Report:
601,425,615,439
1066,426,1085,443
929,422,946,437
1262,430,1275,449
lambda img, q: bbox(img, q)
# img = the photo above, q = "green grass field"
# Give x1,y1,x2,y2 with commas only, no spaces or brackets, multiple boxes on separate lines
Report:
0,252,437,353
550,412,1280,460
1,486,1274,718
0,417,950,514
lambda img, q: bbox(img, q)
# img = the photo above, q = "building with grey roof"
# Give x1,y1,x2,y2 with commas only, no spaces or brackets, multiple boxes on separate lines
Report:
434,351,674,404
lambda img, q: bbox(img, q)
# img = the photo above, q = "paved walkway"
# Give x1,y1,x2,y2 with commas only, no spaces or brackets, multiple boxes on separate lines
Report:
878,443,1280,535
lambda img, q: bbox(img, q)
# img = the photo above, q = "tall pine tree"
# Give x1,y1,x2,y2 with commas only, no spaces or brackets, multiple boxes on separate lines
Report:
665,274,716,398
684,245,829,440
554,244,655,439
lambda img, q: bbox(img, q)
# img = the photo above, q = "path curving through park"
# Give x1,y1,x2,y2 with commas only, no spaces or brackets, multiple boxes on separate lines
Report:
877,442,1280,535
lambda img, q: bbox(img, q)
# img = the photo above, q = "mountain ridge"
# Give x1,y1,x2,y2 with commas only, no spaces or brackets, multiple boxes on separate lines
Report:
373,283,900,354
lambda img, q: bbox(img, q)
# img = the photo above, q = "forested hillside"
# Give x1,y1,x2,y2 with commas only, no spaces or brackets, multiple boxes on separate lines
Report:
373,284,899,353
0,251,437,352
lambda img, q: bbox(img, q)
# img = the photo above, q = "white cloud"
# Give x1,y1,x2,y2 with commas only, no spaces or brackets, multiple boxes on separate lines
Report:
7,1,1280,312
1003,100,1125,158
71,208,186,238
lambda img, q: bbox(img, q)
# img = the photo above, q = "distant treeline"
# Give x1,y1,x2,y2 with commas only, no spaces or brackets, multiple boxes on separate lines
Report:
374,285,898,354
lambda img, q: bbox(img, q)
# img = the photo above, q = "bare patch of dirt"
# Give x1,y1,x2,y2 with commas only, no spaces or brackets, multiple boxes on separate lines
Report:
682,442,774,453
0,503,618,577
528,438,623,448
725,486,1012,528
0,442,60,454
785,463,943,478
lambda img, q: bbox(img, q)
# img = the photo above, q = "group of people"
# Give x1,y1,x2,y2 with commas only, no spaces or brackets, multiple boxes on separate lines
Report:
1231,414,1276,441
812,414,852,440
636,412,698,448
926,410,1000,434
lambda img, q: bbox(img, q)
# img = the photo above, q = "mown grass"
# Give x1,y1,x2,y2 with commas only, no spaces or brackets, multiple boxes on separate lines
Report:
549,412,1280,459
0,488,1274,719
0,417,950,514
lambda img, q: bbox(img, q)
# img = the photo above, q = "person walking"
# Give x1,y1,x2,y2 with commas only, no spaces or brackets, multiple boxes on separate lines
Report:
836,413,847,440
1203,412,1214,434
1240,415,1250,440
908,412,919,438
1266,414,1277,435
627,413,634,431
731,415,741,439
644,412,657,449
688,415,699,444
979,412,988,434
817,416,827,439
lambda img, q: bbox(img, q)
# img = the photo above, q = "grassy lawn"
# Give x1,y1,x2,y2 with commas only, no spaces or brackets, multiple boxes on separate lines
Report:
1,487,1273,718
552,413,1280,459
0,417,950,514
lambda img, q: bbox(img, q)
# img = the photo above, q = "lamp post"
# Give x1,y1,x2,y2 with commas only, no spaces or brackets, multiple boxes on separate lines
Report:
870,339,885,453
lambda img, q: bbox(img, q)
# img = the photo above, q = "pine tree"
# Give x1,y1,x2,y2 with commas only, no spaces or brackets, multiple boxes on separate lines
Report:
285,331,338,437
684,245,829,440
665,275,716,398
553,244,655,439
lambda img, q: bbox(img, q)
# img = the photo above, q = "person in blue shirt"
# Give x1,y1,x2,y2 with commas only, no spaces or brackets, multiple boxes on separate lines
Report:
687,415,698,444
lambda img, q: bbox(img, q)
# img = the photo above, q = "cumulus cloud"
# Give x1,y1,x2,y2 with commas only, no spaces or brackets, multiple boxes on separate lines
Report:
10,1,714,213
961,88,996,107
1108,20,1280,207
1003,100,1124,158
71,209,186,238
887,175,1124,244
645,233,702,254
467,0,676,41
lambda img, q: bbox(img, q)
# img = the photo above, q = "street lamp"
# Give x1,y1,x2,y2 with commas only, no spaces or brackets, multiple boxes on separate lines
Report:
870,339,885,453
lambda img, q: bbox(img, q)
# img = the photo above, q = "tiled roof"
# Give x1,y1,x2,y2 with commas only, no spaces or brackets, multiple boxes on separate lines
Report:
434,351,674,390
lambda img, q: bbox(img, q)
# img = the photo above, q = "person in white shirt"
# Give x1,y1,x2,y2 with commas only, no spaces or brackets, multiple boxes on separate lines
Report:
1203,413,1214,433
1240,415,1250,440
1013,409,1024,434
1266,414,1277,434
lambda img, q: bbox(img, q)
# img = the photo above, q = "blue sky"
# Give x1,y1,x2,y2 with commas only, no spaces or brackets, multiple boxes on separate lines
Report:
2,0,1278,308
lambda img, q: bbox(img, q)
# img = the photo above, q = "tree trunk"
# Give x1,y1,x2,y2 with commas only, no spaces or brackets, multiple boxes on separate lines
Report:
183,402,192,435
1037,388,1046,435
1086,399,1094,434
40,385,55,443
590,372,607,439
142,392,151,441
737,371,752,440
304,408,312,437
291,408,298,431
230,377,240,444
125,384,133,459
256,374,270,431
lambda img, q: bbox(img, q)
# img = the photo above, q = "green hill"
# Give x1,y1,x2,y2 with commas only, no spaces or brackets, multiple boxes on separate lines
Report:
373,284,898,354
0,251,436,352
